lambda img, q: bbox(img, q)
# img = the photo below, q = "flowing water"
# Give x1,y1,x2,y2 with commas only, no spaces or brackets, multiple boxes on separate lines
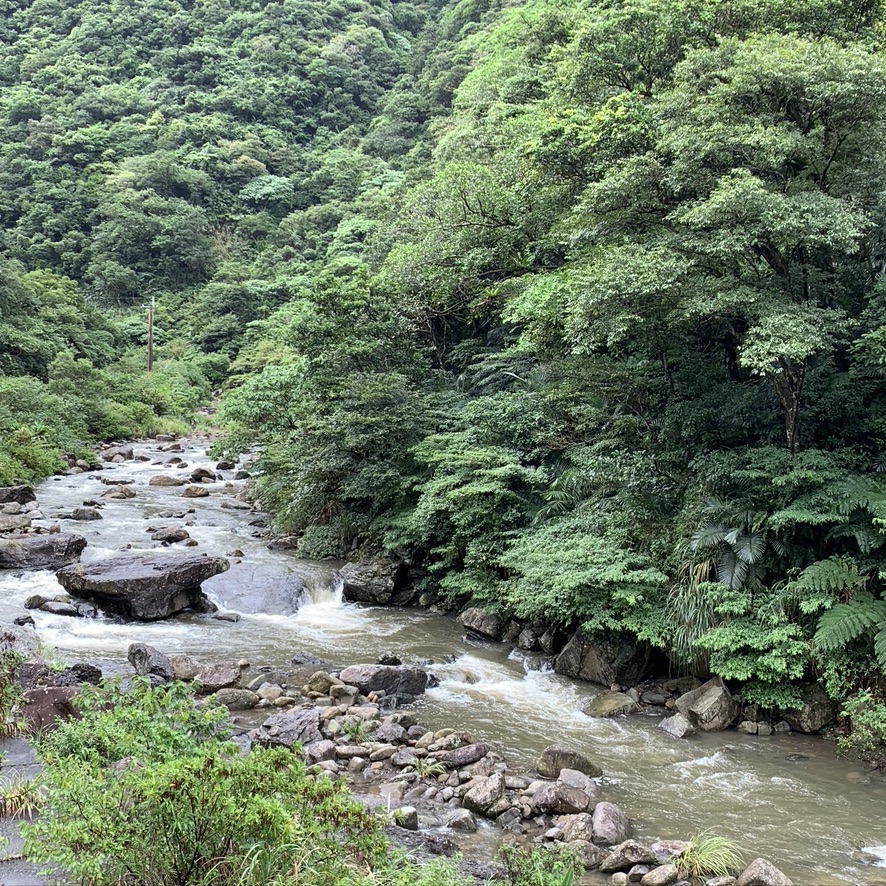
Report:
2,439,886,885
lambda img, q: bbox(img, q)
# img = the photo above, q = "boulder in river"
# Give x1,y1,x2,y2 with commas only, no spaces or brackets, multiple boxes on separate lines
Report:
585,690,639,718
149,475,186,487
339,559,413,606
536,744,602,779
0,485,36,505
458,607,507,641
337,664,429,701
102,444,134,462
201,563,305,616
56,553,229,620
592,801,631,845
182,485,210,498
0,533,86,570
554,629,655,687
0,514,31,532
674,677,739,732
151,526,190,543
735,858,793,886
657,712,696,739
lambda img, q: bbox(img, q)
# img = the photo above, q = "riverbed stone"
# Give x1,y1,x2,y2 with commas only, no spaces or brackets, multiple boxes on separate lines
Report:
254,708,323,749
0,485,36,505
102,445,134,462
657,713,696,739
705,878,736,886
151,526,190,543
0,514,31,532
21,685,80,732
128,642,174,683
641,864,679,886
462,771,505,815
213,688,259,710
555,629,654,687
182,485,210,498
193,663,240,693
735,858,793,886
611,875,630,886
447,808,477,832
149,475,186,487
531,782,593,814
600,841,658,872
585,691,639,718
675,677,739,732
781,684,837,734
536,744,602,779
39,600,80,617
56,552,229,620
202,563,305,616
592,802,631,845
337,664,428,701
0,533,86,570
458,607,506,641
560,812,596,843
558,768,598,798
340,559,408,605
432,742,489,769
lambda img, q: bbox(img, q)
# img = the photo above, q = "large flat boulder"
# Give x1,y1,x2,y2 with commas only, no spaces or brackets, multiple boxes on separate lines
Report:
0,533,86,570
253,708,322,749
555,630,654,687
56,553,229,620
337,664,429,701
201,563,305,615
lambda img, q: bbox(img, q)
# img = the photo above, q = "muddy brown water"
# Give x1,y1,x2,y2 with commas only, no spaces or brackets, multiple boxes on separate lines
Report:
1,440,886,885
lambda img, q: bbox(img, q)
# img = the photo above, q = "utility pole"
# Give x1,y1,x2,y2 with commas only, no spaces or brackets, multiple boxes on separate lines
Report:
147,295,154,372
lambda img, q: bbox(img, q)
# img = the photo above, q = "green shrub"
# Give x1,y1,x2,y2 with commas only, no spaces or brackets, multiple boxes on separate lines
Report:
838,690,886,763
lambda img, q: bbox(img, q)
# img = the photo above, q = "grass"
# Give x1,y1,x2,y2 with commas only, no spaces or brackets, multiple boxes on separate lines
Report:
676,831,745,879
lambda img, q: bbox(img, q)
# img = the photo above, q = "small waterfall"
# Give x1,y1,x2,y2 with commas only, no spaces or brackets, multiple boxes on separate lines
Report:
297,569,344,607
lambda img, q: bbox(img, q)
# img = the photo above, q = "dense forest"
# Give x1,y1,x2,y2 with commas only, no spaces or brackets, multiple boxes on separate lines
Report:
4,0,886,741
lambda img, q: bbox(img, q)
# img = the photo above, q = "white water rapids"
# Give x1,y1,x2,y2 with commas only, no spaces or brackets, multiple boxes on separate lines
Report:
1,439,886,885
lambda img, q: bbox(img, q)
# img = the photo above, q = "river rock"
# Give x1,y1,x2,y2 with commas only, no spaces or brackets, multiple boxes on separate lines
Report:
339,559,407,605
592,801,631,845
447,808,477,832
68,507,102,521
102,484,137,499
201,563,305,616
0,624,40,658
675,677,739,732
536,744,602,778
735,858,793,886
463,771,505,814
190,467,216,483
781,684,837,734
149,475,186,487
432,742,489,769
599,841,657,872
128,642,174,682
0,533,86,570
555,629,654,687
458,607,506,641
560,812,595,843
337,664,428,701
151,527,190,543
194,663,240,693
39,600,81,617
102,444,134,462
376,720,408,743
585,690,639,717
0,485,36,505
0,514,31,532
557,768,598,798
21,685,80,732
254,708,323,749
56,553,229,620
531,782,593,814
705,878,736,886
640,864,679,886
182,485,210,498
169,654,202,680
658,712,696,739
212,688,259,710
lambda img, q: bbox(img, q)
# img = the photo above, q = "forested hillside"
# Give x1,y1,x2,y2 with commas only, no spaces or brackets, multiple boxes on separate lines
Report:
5,0,886,737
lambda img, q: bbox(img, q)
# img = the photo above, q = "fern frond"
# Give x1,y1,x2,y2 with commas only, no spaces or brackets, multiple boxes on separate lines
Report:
814,595,886,652
787,557,866,596
875,625,886,674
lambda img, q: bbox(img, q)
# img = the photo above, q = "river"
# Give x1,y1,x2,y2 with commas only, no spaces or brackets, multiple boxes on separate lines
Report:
2,438,886,885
